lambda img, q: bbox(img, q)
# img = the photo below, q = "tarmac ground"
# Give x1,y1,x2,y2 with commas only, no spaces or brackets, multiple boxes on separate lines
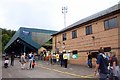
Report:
2,59,99,80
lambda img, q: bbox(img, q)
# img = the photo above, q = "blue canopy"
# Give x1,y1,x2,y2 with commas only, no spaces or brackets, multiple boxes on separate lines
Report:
4,27,57,54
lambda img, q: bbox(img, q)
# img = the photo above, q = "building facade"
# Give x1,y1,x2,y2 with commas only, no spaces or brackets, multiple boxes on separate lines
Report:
52,3,120,65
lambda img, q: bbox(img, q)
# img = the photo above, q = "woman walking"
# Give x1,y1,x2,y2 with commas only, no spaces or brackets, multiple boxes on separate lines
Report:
109,52,120,80
20,53,26,70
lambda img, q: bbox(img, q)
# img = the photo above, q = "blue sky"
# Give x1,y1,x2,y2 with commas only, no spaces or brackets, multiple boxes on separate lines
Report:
0,0,119,31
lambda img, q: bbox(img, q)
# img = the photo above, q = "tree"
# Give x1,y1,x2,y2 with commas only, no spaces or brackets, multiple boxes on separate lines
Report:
1,28,16,53
2,34,10,48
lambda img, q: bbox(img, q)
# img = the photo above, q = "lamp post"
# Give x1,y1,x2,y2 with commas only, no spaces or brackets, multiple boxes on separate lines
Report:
62,6,68,28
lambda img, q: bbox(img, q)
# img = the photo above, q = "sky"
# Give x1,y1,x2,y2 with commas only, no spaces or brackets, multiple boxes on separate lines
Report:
0,0,120,31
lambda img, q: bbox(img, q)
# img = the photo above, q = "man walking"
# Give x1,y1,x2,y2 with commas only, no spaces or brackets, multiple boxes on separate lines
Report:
87,52,92,68
59,51,64,67
94,47,108,80
11,51,15,66
63,50,68,68
28,51,33,69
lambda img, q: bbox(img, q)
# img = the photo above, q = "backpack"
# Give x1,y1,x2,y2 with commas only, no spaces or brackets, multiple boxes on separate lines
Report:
98,54,109,74
99,54,108,66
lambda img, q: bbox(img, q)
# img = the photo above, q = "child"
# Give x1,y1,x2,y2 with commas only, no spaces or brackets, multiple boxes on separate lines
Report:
4,55,9,68
32,59,35,68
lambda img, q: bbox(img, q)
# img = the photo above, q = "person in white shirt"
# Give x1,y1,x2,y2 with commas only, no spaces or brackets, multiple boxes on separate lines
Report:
28,52,33,69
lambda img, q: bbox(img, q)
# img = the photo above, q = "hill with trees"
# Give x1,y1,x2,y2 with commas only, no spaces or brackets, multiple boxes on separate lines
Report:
0,28,16,53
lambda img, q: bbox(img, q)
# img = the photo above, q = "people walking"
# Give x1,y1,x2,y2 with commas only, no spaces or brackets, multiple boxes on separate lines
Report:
56,53,59,65
20,53,26,70
32,59,35,68
108,52,120,80
63,50,68,68
94,47,109,80
59,51,64,67
43,50,46,61
10,51,15,66
28,51,34,69
87,52,92,68
49,53,52,64
52,53,56,65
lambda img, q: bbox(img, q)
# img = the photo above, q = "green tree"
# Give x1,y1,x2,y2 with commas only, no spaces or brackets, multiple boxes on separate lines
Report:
1,28,16,53
2,34,10,50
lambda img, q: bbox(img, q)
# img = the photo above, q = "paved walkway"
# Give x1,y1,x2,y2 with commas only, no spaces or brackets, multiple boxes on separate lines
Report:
36,60,99,78
2,59,99,79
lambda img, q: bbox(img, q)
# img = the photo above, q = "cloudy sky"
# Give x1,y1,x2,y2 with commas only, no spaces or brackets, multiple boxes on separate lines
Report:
0,0,119,31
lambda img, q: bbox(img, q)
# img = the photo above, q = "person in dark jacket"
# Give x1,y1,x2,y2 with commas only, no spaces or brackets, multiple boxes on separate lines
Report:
11,52,15,66
59,52,64,67
63,51,68,68
94,47,109,80
87,52,92,68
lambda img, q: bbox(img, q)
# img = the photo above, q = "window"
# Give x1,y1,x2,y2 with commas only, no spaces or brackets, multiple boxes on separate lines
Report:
90,52,99,58
72,50,78,54
62,33,67,41
86,25,92,35
104,17,118,30
104,47,111,52
72,30,77,39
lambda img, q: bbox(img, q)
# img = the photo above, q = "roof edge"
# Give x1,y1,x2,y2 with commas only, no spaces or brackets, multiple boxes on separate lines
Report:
52,3,120,36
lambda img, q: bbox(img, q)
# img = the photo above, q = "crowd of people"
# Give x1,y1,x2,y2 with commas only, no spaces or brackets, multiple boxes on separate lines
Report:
39,50,70,68
4,50,71,69
19,51,35,70
3,48,120,79
94,47,120,80
4,51,36,70
85,47,120,80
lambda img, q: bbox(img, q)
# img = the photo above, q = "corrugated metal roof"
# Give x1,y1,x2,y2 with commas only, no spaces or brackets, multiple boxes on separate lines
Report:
52,3,120,36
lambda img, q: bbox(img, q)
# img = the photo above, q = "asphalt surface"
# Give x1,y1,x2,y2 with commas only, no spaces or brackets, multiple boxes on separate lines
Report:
2,59,99,79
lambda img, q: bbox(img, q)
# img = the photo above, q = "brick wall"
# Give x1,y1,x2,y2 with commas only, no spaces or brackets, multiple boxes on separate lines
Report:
52,14,120,65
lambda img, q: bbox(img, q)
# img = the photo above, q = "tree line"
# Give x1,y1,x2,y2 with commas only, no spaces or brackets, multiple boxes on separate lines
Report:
0,28,16,53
